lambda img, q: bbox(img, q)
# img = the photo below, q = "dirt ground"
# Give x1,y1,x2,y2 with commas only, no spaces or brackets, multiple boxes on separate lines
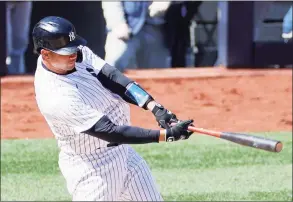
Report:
1,68,292,139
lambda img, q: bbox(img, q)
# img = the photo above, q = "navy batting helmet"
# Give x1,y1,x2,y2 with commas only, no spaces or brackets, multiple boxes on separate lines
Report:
32,16,87,55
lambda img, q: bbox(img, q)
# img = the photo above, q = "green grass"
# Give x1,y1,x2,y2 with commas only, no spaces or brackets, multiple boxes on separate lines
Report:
1,132,292,201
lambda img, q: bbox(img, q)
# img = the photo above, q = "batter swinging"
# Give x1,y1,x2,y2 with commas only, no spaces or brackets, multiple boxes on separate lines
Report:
32,16,193,201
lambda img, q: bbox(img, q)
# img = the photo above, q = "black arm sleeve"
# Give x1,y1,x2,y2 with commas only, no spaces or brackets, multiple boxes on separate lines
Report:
85,115,160,144
96,63,154,109
96,63,136,105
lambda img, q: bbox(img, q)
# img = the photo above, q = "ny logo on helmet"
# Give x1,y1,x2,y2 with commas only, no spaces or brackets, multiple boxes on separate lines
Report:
69,32,75,41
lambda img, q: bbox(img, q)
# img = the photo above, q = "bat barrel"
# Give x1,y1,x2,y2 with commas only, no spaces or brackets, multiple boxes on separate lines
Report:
221,132,283,153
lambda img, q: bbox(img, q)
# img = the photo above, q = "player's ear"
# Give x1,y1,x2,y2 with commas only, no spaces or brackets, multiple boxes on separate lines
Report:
40,49,50,60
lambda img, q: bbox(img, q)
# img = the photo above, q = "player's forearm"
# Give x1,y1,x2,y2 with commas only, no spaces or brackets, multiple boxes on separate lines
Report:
97,64,177,130
85,115,166,144
97,63,156,109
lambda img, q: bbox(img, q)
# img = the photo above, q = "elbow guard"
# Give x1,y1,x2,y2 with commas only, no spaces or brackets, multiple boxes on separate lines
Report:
125,82,154,110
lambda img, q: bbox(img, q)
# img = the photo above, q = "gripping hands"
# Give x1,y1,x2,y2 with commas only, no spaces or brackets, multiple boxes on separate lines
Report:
165,120,194,142
151,104,194,141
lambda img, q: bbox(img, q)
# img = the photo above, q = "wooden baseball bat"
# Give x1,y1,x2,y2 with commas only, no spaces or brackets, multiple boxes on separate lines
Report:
186,126,283,153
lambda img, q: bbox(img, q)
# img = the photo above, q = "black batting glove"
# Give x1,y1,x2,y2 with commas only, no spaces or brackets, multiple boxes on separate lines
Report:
165,119,194,142
178,121,195,139
151,103,178,129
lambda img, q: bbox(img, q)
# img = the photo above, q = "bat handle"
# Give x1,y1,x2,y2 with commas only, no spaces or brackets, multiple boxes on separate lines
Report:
187,126,222,138
170,124,222,138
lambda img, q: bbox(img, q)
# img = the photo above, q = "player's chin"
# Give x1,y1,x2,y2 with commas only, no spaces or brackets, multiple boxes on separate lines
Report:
67,62,75,69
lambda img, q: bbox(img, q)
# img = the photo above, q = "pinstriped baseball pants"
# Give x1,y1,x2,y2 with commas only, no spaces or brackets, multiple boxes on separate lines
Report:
58,145,163,201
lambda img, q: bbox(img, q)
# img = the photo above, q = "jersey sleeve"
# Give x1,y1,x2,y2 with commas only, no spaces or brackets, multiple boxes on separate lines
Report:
45,94,104,134
79,46,107,75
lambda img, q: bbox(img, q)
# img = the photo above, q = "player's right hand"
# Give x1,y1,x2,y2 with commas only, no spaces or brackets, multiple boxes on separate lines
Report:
165,119,194,142
112,23,131,41
151,103,178,129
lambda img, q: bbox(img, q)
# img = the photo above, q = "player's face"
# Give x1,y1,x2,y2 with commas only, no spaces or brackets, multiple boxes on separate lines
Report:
48,52,78,71
41,49,77,72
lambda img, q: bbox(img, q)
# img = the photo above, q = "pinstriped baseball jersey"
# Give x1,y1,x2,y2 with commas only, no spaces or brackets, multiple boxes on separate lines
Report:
34,46,163,201
34,46,131,155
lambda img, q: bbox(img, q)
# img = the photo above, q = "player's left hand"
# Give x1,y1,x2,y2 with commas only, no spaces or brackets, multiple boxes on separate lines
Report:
148,2,171,18
175,120,194,140
165,119,194,142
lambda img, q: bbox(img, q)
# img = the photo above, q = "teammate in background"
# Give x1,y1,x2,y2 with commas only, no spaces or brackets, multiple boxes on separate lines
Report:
6,1,32,74
32,16,194,201
102,1,171,72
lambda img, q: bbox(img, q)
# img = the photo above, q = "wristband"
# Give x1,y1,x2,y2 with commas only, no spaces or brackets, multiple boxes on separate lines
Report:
166,128,175,142
125,82,154,109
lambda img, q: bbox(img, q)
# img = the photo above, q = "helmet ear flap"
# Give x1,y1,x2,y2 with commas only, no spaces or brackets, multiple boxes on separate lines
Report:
32,37,43,54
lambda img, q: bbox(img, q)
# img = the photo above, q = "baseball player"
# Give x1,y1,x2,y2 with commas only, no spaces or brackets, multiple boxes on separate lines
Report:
32,16,194,201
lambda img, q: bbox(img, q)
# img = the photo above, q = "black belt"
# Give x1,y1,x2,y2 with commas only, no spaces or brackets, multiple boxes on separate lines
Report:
107,143,121,147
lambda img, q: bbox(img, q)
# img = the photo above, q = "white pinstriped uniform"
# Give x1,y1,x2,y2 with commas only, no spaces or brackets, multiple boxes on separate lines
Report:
34,46,163,201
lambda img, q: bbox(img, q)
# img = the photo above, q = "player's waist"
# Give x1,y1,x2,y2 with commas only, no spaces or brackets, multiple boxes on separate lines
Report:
59,144,129,160
57,139,122,155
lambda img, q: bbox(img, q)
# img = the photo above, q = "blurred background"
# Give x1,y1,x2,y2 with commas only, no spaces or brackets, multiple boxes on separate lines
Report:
1,2,292,201
0,1,292,76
